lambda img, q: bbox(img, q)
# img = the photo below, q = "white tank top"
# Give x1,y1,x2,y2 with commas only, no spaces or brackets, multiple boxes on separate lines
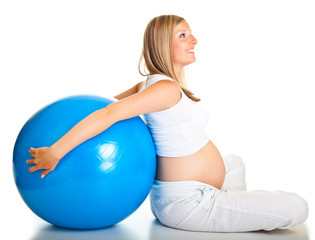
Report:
139,74,209,157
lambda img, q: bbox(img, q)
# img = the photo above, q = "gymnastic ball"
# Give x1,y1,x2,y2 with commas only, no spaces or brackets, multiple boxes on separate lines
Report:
13,95,156,229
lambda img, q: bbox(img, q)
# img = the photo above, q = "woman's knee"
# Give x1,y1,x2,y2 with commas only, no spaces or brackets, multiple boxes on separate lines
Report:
288,193,308,227
275,192,308,229
223,154,245,171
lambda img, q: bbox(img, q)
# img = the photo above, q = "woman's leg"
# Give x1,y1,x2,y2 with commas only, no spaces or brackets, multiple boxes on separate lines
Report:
221,154,246,191
151,180,308,232
150,180,308,232
203,188,308,232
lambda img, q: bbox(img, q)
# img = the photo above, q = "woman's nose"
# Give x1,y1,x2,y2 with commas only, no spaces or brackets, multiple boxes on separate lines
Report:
191,35,198,45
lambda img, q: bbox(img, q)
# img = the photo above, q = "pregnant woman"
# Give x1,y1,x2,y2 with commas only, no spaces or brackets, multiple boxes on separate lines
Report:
27,15,308,232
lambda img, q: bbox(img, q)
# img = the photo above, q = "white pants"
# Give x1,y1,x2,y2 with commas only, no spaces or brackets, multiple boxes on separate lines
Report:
150,154,308,232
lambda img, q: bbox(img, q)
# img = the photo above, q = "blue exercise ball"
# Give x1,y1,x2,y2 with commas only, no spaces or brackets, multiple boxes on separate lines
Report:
13,95,156,229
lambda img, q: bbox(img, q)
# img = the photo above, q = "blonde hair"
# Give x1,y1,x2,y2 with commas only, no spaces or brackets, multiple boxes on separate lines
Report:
138,15,201,102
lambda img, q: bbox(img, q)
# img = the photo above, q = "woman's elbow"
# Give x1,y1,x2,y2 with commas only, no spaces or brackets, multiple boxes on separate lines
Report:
105,103,135,123
90,106,117,128
101,105,121,124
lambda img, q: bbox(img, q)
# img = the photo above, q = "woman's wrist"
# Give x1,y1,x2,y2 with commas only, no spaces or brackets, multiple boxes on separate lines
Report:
49,143,66,161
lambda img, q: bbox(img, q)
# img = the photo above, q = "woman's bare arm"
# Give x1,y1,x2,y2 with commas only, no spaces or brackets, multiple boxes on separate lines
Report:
27,80,181,178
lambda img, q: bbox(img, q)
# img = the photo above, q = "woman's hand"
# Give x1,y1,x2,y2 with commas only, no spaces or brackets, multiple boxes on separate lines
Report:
26,147,61,178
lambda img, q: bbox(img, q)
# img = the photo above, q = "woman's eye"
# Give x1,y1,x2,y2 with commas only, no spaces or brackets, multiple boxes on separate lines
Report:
179,33,186,38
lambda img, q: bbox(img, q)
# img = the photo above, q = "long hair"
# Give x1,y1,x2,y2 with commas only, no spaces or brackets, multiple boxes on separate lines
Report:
138,15,200,102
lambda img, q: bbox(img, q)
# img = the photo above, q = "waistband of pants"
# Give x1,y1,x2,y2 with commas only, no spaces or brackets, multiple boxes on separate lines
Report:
151,180,217,197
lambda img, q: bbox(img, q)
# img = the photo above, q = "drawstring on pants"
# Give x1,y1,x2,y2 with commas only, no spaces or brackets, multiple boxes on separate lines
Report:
196,187,214,204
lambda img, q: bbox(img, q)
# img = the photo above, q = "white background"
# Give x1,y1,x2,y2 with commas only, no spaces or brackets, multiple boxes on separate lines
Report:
1,0,314,239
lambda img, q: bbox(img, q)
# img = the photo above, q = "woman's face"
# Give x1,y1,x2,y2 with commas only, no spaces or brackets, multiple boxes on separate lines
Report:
172,21,198,74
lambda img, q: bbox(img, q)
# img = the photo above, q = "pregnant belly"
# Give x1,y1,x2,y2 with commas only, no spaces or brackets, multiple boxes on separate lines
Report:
155,140,226,189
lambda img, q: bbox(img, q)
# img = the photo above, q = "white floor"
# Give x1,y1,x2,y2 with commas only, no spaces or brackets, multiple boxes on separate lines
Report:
3,189,312,240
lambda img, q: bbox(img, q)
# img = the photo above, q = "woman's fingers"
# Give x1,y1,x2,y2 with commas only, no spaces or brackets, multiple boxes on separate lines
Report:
41,169,52,178
26,159,36,164
29,147,36,157
28,162,53,177
29,165,40,172
27,147,57,178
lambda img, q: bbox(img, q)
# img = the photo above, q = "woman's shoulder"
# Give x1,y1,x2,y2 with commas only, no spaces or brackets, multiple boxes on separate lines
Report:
138,74,175,92
146,74,175,88
149,74,174,83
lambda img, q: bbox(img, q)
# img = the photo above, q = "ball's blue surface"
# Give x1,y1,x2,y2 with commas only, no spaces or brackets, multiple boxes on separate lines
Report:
13,95,156,229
